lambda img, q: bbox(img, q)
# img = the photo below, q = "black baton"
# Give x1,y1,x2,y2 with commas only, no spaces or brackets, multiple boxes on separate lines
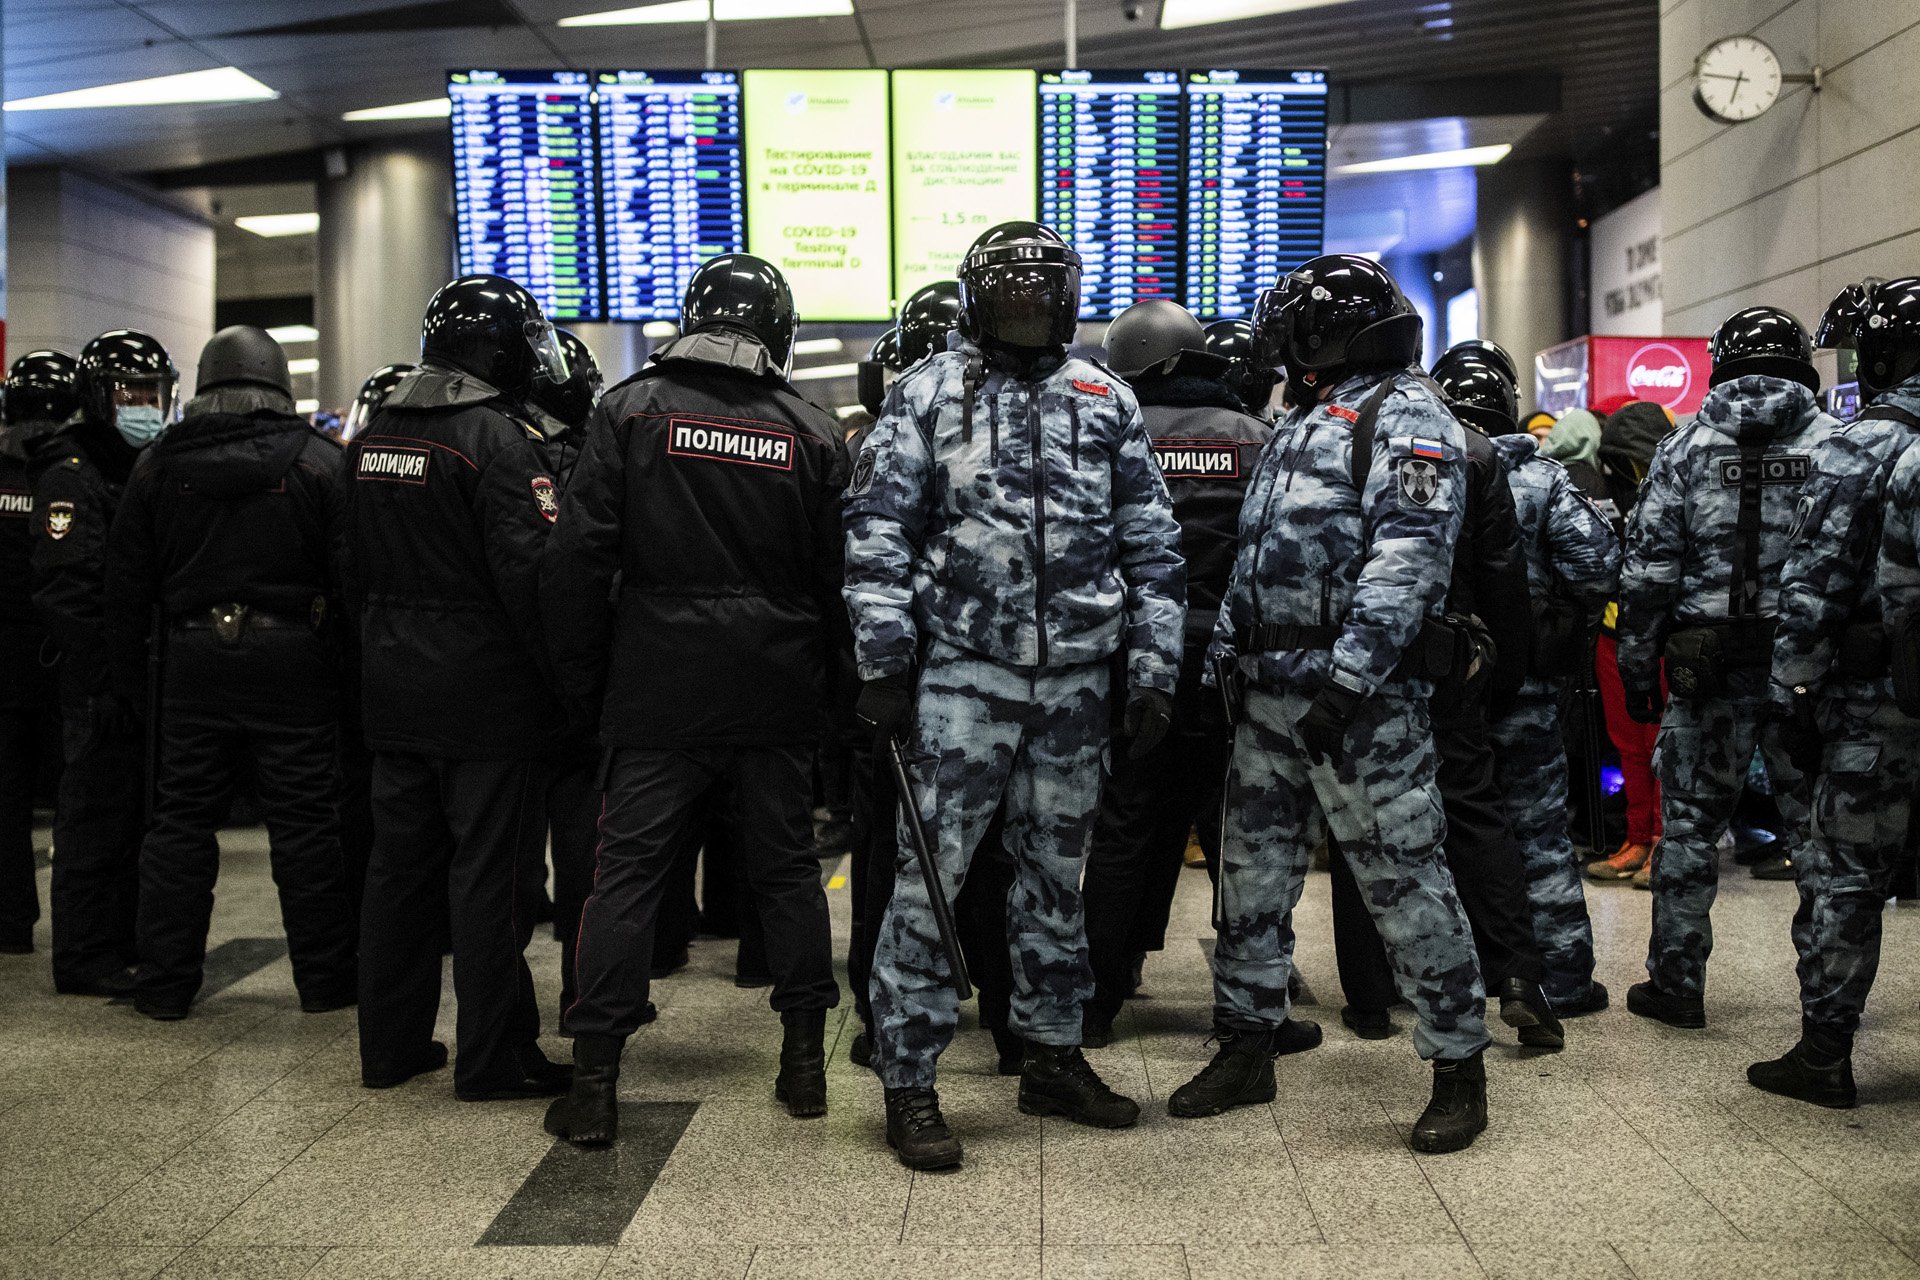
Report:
885,733,972,1001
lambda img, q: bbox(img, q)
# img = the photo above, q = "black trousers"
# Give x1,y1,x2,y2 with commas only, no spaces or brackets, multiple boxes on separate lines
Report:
568,745,838,1038
50,678,143,989
1332,700,1545,1011
0,705,56,947
358,753,546,1093
846,732,1018,1043
336,704,374,931
543,749,598,1017
136,704,355,1006
1083,697,1229,1023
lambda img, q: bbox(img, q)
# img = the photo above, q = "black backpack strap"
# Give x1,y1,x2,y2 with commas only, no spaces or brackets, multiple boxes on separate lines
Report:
959,350,986,445
1727,436,1770,620
1860,403,1920,430
1348,377,1400,493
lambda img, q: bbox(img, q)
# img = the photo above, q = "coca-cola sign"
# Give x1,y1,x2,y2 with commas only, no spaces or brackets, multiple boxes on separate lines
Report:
1626,341,1693,407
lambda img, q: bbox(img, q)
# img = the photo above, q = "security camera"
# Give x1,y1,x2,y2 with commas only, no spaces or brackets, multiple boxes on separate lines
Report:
1123,2,1144,20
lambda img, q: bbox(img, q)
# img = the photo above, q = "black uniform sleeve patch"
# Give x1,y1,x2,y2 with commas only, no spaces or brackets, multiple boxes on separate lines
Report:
531,475,558,523
1151,439,1241,480
850,446,878,496
44,499,75,539
666,417,794,471
1398,457,1439,506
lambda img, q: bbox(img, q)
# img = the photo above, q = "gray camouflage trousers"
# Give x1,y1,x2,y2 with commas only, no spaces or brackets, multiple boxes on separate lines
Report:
869,639,1109,1089
1213,686,1489,1060
1648,674,1809,998
1792,694,1920,1038
1490,688,1599,1007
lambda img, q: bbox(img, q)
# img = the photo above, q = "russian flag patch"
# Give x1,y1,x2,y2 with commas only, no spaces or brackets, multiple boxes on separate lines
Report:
1410,438,1446,459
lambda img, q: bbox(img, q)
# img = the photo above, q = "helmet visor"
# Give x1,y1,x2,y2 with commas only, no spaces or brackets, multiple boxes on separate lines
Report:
525,318,571,387
112,375,179,423
963,243,1082,349
1250,275,1310,372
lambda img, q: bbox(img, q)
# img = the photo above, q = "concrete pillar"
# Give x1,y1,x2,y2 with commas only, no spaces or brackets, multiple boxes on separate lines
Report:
316,138,454,410
1472,158,1574,377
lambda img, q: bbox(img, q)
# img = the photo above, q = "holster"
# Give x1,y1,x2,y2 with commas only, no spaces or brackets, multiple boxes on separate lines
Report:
1834,620,1891,680
1893,614,1920,718
1529,593,1590,680
1425,613,1493,718
1210,650,1246,727
1663,618,1775,698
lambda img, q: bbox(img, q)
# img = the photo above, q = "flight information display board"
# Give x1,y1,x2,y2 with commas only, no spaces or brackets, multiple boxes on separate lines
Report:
1183,69,1329,319
449,70,601,322
1039,70,1183,320
597,70,746,322
742,69,893,322
890,69,1038,301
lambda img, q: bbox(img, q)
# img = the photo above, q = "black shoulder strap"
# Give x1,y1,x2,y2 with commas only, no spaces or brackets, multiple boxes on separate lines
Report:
959,350,986,445
1348,376,1401,493
1727,435,1769,620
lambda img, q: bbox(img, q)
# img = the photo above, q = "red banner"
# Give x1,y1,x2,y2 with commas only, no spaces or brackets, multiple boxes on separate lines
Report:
1532,334,1712,418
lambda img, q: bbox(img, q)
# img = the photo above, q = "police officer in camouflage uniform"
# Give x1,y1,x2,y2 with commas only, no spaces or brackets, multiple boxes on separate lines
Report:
845,221,1186,1171
1434,344,1619,1016
1753,277,1920,1107
1617,306,1838,1030
1171,255,1492,1154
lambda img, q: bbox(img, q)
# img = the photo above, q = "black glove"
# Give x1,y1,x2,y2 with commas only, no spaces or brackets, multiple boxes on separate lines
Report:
1298,683,1364,768
855,672,915,739
1122,687,1174,760
89,694,140,742
1767,682,1824,780
1622,682,1665,725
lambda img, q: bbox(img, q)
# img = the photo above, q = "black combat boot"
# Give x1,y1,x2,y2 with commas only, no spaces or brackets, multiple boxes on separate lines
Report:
1498,977,1566,1051
1167,1027,1279,1119
849,1028,873,1069
1748,1023,1857,1108
1274,1017,1324,1055
775,1008,828,1118
885,1086,963,1170
1411,1050,1487,1153
1341,1006,1394,1039
1626,980,1706,1029
543,1033,625,1147
991,1027,1026,1077
1558,980,1609,1017
1018,1042,1140,1128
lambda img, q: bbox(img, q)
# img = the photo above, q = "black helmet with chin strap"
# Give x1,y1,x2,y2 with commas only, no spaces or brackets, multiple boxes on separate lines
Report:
857,328,901,417
958,221,1082,351
1251,254,1422,396
1708,305,1819,393
896,281,964,369
1203,319,1279,417
1854,277,1920,398
1431,346,1518,436
680,253,797,372
1105,299,1221,380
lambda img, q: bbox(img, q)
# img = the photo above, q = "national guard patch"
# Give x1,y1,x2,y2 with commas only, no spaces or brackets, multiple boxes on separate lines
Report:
1153,440,1240,480
357,446,430,484
1398,458,1439,506
0,489,30,518
531,475,558,523
668,418,794,471
45,500,74,539
850,446,878,496
1719,454,1809,487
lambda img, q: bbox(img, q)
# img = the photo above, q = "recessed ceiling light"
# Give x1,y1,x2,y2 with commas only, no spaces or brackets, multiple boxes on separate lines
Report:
1159,0,1360,30
1336,143,1512,174
235,213,320,237
642,320,679,338
5,66,277,112
789,362,858,382
295,399,320,415
266,325,319,344
288,358,320,376
342,98,450,122
791,338,844,356
560,0,853,26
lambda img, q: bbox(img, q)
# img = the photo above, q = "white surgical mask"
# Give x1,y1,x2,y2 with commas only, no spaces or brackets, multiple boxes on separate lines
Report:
115,404,166,447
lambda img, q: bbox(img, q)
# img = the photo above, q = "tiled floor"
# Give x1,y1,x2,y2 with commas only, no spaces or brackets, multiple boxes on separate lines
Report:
6,826,1920,1279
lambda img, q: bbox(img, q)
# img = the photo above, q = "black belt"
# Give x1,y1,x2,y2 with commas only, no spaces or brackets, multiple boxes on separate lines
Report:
1234,622,1342,653
1672,615,1776,665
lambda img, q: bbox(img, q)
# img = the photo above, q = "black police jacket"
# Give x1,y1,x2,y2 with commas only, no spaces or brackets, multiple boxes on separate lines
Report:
103,407,351,713
0,420,61,709
541,331,850,748
346,366,562,759
1133,373,1272,657
28,418,142,697
1449,424,1532,707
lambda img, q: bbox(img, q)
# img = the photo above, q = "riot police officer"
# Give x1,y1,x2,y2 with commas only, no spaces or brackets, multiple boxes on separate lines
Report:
339,363,414,443
1175,255,1490,1153
348,275,571,1100
1617,305,1838,1029
845,221,1185,1170
854,328,902,424
1758,278,1920,1105
1437,343,1620,1016
0,351,80,953
30,330,178,996
1202,318,1279,420
103,326,356,1019
1081,298,1277,1047
541,255,846,1147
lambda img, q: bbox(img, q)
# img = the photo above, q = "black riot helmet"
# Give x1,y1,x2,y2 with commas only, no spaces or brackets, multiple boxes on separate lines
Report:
531,329,604,432
897,281,964,369
343,362,415,441
1855,277,1920,398
1814,279,1885,351
1439,338,1517,388
5,350,82,427
681,253,797,373
1708,306,1819,392
858,328,901,417
1204,319,1279,417
420,274,569,402
1431,349,1519,436
77,329,179,429
1251,254,1422,394
196,325,292,395
1106,299,1221,379
958,221,1082,351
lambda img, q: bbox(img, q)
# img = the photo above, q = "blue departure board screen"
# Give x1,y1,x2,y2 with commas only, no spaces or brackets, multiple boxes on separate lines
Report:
449,70,601,322
1039,70,1183,320
1183,70,1329,319
598,70,746,322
